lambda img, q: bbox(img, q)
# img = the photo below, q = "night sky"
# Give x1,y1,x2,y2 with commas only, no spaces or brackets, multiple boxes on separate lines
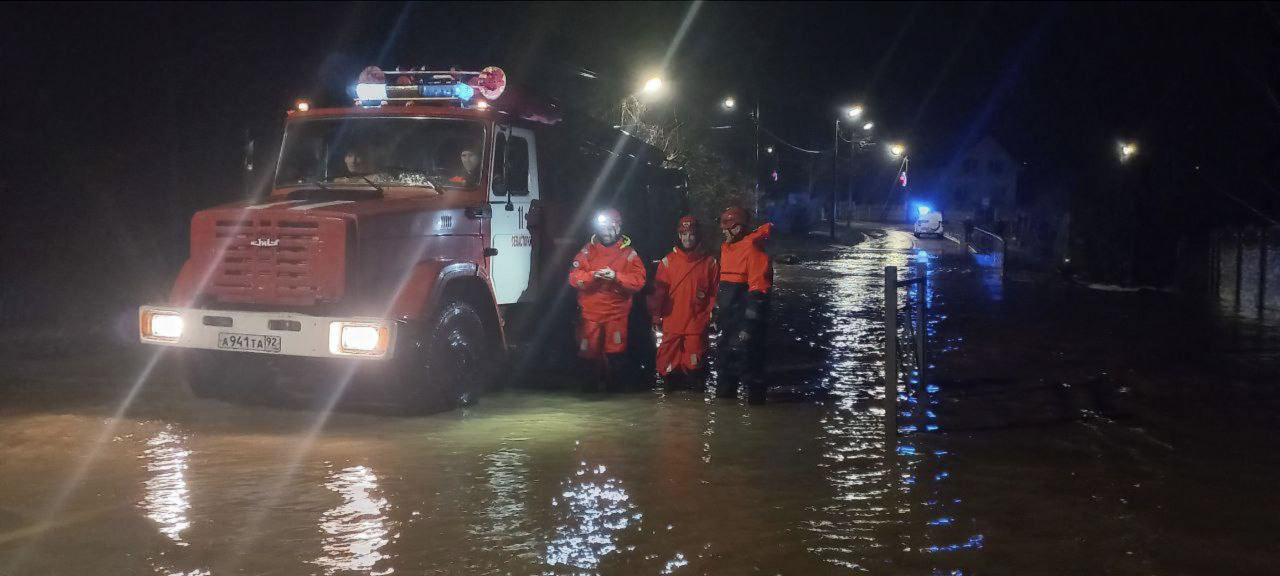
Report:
2,2,1278,315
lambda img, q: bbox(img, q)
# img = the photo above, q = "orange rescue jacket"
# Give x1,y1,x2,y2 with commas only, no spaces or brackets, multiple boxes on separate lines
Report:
647,246,719,336
719,223,773,293
569,235,647,322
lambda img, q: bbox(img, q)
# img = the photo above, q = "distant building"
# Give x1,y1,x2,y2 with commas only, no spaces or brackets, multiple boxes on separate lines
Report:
938,136,1018,222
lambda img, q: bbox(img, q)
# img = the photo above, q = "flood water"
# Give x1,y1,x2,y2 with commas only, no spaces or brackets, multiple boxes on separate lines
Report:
2,228,1279,575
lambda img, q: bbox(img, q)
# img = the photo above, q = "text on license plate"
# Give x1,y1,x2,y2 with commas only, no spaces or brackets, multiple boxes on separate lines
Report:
218,333,282,353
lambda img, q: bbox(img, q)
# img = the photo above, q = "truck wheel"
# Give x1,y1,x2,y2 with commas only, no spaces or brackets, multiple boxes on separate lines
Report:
400,299,489,413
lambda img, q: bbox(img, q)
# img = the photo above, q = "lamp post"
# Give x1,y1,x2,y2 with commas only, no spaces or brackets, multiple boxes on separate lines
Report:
830,106,867,238
722,95,762,217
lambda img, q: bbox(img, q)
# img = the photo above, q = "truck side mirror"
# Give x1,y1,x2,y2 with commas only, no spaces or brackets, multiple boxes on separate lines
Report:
495,126,515,211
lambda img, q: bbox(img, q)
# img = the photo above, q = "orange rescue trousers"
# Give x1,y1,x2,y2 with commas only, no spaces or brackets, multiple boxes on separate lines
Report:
576,316,630,359
655,333,707,377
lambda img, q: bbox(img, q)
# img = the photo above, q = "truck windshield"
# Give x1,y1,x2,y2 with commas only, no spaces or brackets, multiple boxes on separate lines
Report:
275,117,485,191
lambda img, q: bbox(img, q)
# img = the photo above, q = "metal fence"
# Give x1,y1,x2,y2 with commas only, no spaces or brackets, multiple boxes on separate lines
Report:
1209,227,1280,319
884,263,929,443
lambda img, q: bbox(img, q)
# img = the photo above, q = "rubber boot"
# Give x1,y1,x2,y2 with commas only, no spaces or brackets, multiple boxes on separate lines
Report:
716,376,739,399
604,353,628,393
686,369,708,394
580,358,605,393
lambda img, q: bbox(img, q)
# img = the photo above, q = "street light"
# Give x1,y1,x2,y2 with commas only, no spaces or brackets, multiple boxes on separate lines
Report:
890,143,907,157
766,146,774,154
862,122,874,131
832,107,870,236
642,77,664,97
1119,141,1138,162
718,95,763,215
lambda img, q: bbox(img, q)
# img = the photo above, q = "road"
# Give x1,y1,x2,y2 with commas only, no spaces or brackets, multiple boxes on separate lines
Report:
1,226,1278,575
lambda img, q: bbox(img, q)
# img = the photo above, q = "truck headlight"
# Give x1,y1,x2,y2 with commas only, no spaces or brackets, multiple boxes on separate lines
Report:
141,310,184,342
328,322,390,356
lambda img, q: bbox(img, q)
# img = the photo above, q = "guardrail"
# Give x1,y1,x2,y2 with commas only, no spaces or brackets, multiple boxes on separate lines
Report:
968,226,1007,279
884,263,928,442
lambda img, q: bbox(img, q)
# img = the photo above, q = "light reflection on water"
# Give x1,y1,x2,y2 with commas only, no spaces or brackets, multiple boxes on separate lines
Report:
472,446,538,561
139,427,192,545
543,460,641,573
314,465,396,575
794,235,984,570
803,242,902,569
139,427,213,576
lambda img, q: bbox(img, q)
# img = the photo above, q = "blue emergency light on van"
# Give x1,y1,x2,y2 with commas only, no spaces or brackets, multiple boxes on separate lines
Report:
917,205,932,216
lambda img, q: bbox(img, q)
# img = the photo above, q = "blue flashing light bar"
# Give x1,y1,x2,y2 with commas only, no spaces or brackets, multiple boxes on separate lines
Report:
419,82,474,101
351,66,505,108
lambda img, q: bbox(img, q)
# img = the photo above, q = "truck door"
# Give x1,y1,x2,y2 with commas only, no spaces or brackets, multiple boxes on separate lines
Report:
489,126,539,305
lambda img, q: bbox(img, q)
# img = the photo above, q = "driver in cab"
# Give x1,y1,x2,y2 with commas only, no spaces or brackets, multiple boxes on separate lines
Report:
448,146,481,187
333,146,379,184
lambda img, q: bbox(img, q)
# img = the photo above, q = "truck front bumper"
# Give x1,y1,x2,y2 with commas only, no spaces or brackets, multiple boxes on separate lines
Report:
138,306,397,361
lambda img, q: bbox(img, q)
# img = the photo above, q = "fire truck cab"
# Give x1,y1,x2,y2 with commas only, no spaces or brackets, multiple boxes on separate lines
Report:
139,66,684,412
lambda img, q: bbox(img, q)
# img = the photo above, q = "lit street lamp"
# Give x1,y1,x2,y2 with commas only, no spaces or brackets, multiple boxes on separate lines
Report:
721,94,763,215
831,105,873,236
642,77,664,97
1119,141,1138,162
890,143,907,157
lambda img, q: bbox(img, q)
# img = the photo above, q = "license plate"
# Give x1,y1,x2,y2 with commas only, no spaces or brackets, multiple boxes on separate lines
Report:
217,332,282,354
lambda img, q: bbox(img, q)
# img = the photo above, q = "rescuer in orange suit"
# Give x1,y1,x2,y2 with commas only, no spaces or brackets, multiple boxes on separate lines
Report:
569,209,647,391
715,206,774,405
647,216,719,390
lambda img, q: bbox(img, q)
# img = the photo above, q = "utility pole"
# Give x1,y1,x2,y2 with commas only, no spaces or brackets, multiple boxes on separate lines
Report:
830,120,840,239
754,99,761,217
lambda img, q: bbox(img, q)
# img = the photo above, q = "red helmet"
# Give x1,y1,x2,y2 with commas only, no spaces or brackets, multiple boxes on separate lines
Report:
719,206,749,230
677,216,699,233
594,208,622,228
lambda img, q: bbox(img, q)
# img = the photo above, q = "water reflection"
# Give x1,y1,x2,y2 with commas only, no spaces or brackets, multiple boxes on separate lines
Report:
544,460,641,573
804,240,905,569
798,234,986,570
314,465,396,575
139,427,192,545
472,446,538,561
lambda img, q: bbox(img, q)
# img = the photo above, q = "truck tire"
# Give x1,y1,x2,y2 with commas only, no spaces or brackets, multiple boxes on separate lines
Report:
399,299,489,413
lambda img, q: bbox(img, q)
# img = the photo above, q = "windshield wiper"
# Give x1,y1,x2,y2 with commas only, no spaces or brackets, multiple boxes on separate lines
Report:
302,179,331,191
361,177,384,193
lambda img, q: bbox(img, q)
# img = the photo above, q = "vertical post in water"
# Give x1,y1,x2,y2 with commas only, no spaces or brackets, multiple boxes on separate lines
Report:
1210,232,1219,300
915,262,928,410
1260,228,1269,320
884,266,898,441
1235,231,1245,311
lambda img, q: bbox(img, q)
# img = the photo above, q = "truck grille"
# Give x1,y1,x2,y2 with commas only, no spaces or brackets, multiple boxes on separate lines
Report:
205,216,347,306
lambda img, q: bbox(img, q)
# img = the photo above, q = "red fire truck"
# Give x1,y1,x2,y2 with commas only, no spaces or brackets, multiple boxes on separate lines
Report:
139,66,684,412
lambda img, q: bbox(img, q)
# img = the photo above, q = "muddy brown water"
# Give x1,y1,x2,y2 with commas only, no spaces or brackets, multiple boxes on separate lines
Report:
1,229,1278,575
